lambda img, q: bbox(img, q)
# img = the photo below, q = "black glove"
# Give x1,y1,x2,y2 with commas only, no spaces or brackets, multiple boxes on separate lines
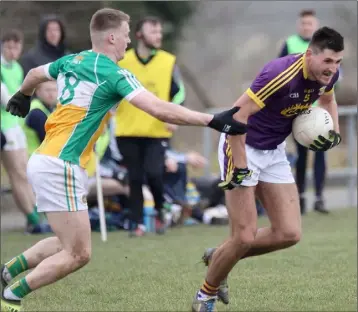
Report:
208,107,247,135
218,167,253,190
6,91,31,118
309,130,342,152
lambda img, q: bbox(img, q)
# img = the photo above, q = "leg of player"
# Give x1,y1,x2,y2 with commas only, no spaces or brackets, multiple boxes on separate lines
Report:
1,237,62,287
17,148,36,205
1,211,91,311
117,137,146,236
144,139,167,234
201,182,301,309
240,182,301,259
201,143,301,305
201,246,229,304
295,142,308,214
313,151,328,213
192,186,257,312
23,211,91,289
1,149,40,229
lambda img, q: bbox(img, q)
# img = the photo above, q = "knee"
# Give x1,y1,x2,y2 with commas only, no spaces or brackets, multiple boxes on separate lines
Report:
232,226,257,249
71,247,91,268
275,227,301,246
78,248,91,266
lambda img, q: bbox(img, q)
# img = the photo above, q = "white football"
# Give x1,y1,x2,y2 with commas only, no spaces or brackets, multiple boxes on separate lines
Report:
292,107,334,147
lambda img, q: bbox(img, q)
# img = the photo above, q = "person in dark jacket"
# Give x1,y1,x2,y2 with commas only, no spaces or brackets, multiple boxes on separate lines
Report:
20,14,67,76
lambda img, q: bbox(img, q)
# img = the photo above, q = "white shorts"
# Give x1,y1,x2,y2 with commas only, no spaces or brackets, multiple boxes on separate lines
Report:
218,134,295,187
27,154,89,213
3,125,27,151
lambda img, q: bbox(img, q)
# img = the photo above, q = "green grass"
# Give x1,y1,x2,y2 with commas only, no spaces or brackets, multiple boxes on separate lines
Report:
1,208,357,311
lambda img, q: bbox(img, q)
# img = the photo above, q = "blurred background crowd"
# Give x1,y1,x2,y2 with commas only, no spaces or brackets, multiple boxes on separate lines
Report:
1,1,357,236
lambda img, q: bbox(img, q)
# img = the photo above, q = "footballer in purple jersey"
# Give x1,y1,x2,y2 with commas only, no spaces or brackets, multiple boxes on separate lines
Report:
246,52,339,150
192,26,344,312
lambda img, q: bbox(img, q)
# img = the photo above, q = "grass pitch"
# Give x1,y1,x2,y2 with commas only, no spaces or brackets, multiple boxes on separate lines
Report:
1,208,356,311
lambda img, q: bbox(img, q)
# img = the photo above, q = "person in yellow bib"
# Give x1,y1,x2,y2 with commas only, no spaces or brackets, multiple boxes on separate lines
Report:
23,81,57,156
115,16,186,237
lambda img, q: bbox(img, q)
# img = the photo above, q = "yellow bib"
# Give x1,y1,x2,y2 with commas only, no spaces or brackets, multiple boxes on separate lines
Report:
115,49,176,138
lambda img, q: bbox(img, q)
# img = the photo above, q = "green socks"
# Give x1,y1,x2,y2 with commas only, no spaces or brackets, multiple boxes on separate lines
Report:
3,255,31,301
9,278,32,299
5,254,29,279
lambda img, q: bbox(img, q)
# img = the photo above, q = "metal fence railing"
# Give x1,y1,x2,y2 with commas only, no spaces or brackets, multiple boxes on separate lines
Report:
202,105,357,207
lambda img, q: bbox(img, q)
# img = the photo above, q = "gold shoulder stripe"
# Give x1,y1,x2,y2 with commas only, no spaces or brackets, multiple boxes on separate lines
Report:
246,88,265,108
261,63,303,101
256,55,303,98
258,59,303,100
324,89,334,95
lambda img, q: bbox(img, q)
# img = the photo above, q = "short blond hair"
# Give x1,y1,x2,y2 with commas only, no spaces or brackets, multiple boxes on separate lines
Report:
90,8,130,34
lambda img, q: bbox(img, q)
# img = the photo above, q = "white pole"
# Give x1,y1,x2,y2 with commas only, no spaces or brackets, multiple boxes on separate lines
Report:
95,151,107,242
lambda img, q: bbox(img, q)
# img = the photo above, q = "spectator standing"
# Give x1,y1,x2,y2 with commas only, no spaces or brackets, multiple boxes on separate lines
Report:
115,16,186,236
20,14,67,76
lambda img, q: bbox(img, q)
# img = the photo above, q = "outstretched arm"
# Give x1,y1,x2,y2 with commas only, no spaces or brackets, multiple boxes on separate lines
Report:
129,90,247,135
130,90,212,126
114,69,247,135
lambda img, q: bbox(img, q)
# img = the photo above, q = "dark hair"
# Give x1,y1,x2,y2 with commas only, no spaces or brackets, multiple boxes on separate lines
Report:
1,29,23,43
135,16,161,33
299,9,316,18
90,8,130,33
309,26,344,53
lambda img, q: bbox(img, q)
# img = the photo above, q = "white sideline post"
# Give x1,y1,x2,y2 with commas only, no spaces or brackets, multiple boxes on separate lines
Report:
95,150,107,242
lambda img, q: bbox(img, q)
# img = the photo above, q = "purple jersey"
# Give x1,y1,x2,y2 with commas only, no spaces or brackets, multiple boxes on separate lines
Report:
245,53,339,150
